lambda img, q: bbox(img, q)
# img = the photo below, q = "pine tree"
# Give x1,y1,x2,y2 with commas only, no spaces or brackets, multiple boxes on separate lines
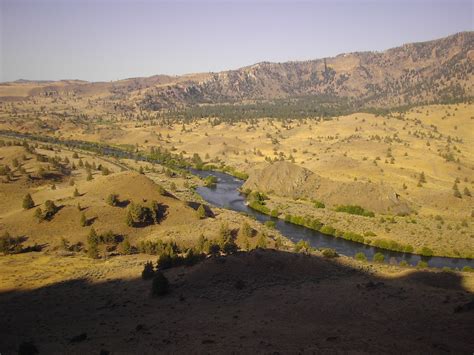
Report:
80,212,87,227
464,187,472,197
142,261,155,279
73,188,80,197
256,232,268,249
34,207,43,222
126,210,134,227
22,193,35,210
119,237,132,255
419,171,426,184
196,204,206,219
151,271,169,296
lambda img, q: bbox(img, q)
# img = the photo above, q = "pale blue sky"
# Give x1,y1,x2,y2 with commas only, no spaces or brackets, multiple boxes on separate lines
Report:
1,0,472,82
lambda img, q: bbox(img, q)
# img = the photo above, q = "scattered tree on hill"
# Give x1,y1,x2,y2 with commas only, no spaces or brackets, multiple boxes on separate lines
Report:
196,204,206,219
239,221,252,239
464,187,472,197
86,170,93,181
216,223,238,254
151,271,169,296
453,183,462,198
34,207,43,222
106,194,119,206
43,200,58,220
419,171,426,184
87,228,99,259
0,232,23,255
73,188,80,197
142,261,155,280
119,237,132,255
256,232,268,249
126,210,134,227
80,212,87,227
157,185,166,195
22,193,35,210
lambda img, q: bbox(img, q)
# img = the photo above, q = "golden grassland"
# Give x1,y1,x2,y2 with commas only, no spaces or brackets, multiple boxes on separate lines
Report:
0,102,473,257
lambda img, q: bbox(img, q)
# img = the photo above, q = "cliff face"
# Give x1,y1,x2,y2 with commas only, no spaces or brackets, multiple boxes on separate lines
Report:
137,32,474,110
243,161,411,215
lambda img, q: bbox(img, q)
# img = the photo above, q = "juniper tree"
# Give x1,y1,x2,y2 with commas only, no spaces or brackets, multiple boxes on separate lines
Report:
196,204,206,219
22,193,35,210
80,212,87,227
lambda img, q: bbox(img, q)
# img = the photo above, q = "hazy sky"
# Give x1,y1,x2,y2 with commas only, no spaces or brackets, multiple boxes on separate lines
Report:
0,0,472,82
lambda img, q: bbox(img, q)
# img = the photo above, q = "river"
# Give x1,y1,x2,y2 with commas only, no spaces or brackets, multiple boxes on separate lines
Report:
192,169,474,270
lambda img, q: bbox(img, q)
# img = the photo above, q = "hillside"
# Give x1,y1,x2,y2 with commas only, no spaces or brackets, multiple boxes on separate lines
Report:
0,32,472,118
243,161,411,215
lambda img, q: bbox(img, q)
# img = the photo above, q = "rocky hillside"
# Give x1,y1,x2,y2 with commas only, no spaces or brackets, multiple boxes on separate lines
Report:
1,32,472,115
243,161,411,215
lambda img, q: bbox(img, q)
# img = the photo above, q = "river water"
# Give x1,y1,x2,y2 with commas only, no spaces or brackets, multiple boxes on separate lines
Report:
192,169,474,269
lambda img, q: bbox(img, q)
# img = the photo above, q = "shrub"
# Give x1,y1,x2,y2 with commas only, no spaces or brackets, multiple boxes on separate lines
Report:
313,200,325,209
239,222,252,238
320,225,336,236
335,205,375,217
419,247,434,257
399,260,409,267
142,261,155,280
264,220,276,229
22,193,35,210
342,231,365,243
106,194,119,206
256,232,268,249
127,202,153,226
321,248,338,258
355,252,367,262
371,239,414,253
0,232,23,254
73,188,80,197
373,252,385,263
43,200,58,220
203,175,217,187
151,271,169,296
416,260,428,269
294,240,311,253
462,266,474,273
119,237,132,255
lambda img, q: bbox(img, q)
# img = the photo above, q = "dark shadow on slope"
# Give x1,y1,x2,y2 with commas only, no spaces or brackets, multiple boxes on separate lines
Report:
0,249,473,354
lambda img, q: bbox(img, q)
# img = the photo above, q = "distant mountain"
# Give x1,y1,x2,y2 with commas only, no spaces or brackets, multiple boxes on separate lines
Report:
2,32,473,116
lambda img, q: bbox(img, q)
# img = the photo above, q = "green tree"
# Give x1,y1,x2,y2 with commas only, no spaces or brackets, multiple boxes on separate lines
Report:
80,212,87,227
43,200,58,220
196,204,206,219
126,210,134,227
373,252,385,263
22,193,35,210
34,207,43,222
106,194,119,206
256,232,267,249
355,252,367,262
464,187,472,197
119,237,132,255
